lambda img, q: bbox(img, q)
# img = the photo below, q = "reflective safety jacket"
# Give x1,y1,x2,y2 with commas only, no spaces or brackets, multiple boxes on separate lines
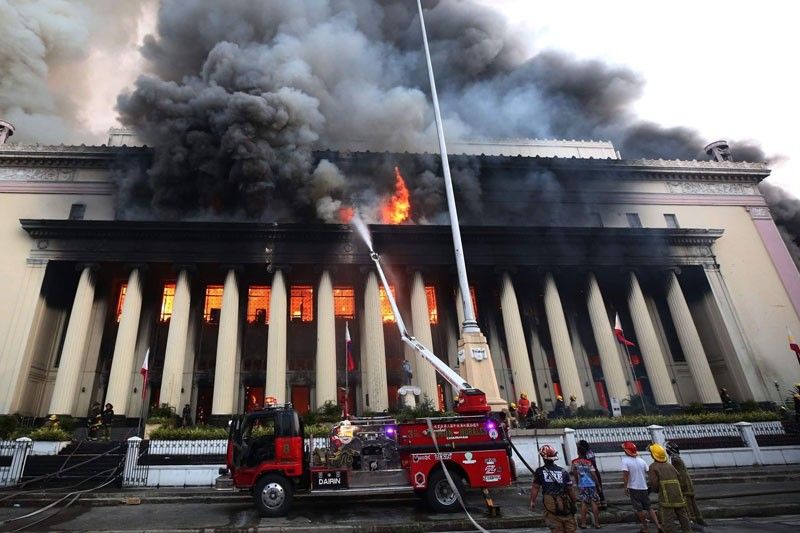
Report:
647,461,686,508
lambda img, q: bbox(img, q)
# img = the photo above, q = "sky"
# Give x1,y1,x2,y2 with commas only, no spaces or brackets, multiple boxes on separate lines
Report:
10,0,800,198
476,0,799,195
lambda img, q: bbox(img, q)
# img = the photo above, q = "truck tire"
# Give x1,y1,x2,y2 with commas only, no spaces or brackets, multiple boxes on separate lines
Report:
425,468,464,513
253,473,293,517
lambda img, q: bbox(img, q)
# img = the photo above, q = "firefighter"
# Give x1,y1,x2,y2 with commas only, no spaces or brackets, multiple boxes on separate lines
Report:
508,402,519,428
647,443,691,533
568,395,578,417
518,393,531,419
43,414,59,429
665,441,705,526
553,395,567,418
101,403,114,441
530,444,578,533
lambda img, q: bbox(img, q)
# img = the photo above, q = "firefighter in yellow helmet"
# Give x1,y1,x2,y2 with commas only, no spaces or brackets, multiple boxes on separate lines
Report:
554,395,567,418
647,444,691,533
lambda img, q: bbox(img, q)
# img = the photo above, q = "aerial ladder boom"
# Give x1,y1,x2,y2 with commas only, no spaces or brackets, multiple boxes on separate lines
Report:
369,251,490,414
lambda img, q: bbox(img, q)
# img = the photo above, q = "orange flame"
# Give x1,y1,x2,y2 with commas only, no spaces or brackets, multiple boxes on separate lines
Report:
381,166,411,224
339,206,354,223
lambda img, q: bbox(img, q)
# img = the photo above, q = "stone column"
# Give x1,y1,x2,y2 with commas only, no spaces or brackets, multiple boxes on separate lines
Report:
0,258,48,414
160,269,192,410
585,273,629,403
626,272,677,405
410,272,439,404
542,272,585,406
500,273,538,403
105,268,144,414
265,269,287,404
315,270,337,408
363,272,388,411
212,268,240,415
49,265,97,415
664,270,721,404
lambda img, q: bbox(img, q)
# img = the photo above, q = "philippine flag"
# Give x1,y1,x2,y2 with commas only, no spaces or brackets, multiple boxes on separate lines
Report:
140,349,149,400
345,321,356,372
614,313,636,347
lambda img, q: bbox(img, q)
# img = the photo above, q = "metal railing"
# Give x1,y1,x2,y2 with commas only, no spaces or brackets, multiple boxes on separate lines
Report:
0,439,32,487
148,439,227,455
751,421,786,436
574,426,651,444
663,424,742,440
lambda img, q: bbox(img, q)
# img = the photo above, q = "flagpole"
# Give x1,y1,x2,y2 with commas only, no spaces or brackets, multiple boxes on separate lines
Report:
344,321,349,418
622,342,646,416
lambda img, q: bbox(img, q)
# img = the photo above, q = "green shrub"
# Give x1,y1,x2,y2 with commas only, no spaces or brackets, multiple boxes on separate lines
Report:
549,409,779,429
0,415,20,439
304,423,334,436
149,404,176,418
683,402,705,415
738,400,761,412
149,426,228,440
29,428,73,441
146,416,177,427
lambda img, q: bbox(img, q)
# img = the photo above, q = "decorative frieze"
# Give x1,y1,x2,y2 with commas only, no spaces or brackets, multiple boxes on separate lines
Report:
667,181,758,195
0,167,76,182
747,206,772,220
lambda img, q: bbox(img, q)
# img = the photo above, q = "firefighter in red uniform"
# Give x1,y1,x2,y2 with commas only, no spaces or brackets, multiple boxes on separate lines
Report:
517,393,531,419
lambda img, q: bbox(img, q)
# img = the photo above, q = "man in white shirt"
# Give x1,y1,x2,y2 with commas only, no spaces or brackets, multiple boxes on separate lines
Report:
621,441,662,533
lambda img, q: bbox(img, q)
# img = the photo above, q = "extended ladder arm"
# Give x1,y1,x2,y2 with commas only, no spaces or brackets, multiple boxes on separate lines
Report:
369,251,471,393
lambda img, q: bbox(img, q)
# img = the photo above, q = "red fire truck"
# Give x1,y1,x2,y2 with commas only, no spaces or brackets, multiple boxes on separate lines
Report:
217,251,516,517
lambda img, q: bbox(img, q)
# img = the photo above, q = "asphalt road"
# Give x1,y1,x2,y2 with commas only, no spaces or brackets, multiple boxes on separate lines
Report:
1,480,799,532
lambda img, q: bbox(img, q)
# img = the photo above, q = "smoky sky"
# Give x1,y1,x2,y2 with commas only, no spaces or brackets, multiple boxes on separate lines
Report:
115,0,776,223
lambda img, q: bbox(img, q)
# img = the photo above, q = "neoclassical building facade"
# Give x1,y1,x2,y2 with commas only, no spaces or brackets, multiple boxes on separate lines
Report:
0,133,798,421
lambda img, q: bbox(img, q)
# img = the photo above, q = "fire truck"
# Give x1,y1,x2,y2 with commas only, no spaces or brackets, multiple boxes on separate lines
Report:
217,251,516,517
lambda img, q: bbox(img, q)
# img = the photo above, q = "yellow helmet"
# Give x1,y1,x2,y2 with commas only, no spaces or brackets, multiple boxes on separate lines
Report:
649,443,668,463
510,402,517,409
795,383,800,389
520,393,528,399
48,414,58,421
570,395,576,401
556,395,563,401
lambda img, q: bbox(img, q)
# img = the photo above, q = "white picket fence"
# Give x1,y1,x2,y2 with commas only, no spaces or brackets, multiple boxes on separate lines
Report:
575,421,786,444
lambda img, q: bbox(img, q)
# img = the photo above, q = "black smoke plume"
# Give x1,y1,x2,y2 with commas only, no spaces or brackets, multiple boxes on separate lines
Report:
117,0,776,223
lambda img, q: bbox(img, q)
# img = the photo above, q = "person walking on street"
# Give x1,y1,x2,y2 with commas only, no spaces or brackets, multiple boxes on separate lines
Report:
665,442,705,527
648,443,691,533
578,440,606,509
531,445,579,532
571,445,602,528
621,441,661,533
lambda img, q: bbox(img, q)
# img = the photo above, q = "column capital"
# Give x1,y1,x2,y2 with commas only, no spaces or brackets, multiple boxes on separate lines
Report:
76,262,100,273
172,263,197,274
219,264,244,274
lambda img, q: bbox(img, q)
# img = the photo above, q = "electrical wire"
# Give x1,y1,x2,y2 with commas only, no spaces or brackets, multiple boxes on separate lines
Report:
0,451,125,532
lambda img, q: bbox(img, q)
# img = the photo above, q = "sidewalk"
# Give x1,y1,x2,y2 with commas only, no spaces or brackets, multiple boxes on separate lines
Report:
1,465,798,531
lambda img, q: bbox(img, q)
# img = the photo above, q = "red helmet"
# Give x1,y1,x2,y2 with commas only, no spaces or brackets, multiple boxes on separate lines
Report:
622,441,638,457
539,445,559,460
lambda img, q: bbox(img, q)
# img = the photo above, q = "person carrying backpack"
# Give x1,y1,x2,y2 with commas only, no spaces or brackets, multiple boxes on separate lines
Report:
531,445,578,532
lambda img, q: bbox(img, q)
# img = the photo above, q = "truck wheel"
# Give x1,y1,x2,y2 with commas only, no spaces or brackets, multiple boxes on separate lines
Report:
426,469,464,513
253,474,293,517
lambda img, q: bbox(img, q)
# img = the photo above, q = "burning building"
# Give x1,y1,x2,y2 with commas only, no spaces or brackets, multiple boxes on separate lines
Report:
0,128,797,422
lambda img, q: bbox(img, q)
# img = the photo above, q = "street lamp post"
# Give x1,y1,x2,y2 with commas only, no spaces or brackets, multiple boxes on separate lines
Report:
416,0,505,410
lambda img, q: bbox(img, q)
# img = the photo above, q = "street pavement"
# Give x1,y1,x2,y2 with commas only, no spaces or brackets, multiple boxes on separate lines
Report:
0,467,798,531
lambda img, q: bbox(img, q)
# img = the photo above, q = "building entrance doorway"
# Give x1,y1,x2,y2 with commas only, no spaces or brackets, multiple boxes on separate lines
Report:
291,385,310,414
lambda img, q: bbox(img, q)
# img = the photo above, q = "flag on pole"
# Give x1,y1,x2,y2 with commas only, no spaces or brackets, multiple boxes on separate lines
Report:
140,349,150,400
614,313,636,347
788,328,800,363
346,321,356,371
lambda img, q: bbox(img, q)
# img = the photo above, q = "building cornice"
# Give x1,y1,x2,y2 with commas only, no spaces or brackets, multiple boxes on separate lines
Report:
0,144,770,182
20,219,724,269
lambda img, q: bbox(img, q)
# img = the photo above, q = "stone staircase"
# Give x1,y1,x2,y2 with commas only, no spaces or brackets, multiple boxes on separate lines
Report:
20,441,127,488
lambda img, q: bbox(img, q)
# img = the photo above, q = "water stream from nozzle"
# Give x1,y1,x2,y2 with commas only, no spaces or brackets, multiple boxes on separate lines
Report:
350,213,373,253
